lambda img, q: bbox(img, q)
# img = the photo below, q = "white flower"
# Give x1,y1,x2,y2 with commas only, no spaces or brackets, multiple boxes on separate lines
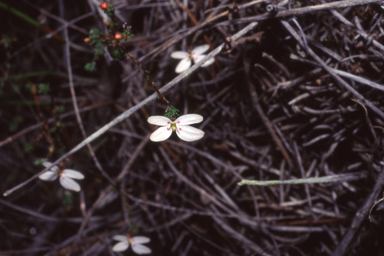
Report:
148,114,205,142
39,162,84,192
170,44,215,73
112,235,151,254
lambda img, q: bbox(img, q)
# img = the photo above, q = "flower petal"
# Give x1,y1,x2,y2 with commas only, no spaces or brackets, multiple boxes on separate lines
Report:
39,170,58,181
191,44,209,55
113,235,128,242
147,116,171,126
112,241,129,252
194,54,214,67
170,51,189,59
175,114,203,125
132,236,150,244
62,169,84,180
175,58,191,73
132,244,152,255
60,177,81,192
176,125,205,142
150,126,172,142
42,162,60,172
201,57,215,67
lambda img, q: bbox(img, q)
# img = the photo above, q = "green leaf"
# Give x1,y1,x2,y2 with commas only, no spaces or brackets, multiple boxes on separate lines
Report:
111,48,123,60
9,115,23,132
38,83,50,94
85,62,97,72
33,158,47,166
24,143,34,153
122,30,134,41
62,191,74,206
1,35,15,48
103,3,116,16
57,105,65,113
164,105,180,119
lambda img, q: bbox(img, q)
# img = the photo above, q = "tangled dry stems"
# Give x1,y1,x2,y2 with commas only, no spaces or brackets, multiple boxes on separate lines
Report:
1,0,384,255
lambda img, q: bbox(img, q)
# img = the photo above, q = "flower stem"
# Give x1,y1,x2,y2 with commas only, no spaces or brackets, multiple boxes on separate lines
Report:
87,3,171,110
124,51,169,109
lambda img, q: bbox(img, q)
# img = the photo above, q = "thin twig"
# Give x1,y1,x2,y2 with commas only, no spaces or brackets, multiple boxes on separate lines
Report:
64,27,113,184
332,167,384,256
217,0,382,25
281,20,384,120
238,172,367,186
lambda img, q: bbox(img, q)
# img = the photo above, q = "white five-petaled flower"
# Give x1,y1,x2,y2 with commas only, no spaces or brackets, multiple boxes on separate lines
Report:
39,162,84,192
112,235,151,254
171,44,215,73
148,114,205,142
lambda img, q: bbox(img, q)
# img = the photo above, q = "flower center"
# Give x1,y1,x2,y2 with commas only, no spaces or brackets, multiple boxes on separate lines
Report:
170,122,177,131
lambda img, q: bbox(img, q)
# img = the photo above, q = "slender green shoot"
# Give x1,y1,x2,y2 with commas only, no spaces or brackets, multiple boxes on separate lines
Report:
238,172,367,186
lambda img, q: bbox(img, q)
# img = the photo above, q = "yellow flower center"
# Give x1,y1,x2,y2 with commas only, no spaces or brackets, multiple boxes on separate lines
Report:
170,122,177,131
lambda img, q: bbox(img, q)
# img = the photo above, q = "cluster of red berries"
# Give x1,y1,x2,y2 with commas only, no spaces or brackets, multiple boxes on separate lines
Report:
100,3,121,39
84,4,122,42
100,2,108,10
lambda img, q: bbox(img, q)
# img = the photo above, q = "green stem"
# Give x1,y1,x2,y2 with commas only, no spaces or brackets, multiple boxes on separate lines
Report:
0,1,65,42
238,172,367,186
125,52,169,108
8,71,58,81
0,1,41,28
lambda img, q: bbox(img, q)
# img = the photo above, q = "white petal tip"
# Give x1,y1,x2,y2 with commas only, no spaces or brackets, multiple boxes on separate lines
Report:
132,244,152,254
60,177,81,192
148,116,171,126
112,241,129,252
170,51,189,59
63,170,84,180
176,126,205,142
192,45,210,55
175,58,191,73
150,126,172,142
39,171,58,181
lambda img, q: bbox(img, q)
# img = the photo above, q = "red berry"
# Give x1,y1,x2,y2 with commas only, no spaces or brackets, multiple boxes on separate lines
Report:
84,38,89,43
115,33,122,40
100,2,108,9
104,21,109,26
